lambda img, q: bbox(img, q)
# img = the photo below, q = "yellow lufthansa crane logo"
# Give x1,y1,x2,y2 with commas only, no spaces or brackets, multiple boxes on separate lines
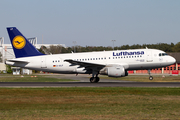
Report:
13,36,26,49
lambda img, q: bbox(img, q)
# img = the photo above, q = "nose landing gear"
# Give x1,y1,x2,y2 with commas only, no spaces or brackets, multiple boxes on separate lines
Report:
148,69,153,80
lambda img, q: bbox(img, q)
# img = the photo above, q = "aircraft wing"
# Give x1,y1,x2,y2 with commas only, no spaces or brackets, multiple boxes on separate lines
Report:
64,59,105,68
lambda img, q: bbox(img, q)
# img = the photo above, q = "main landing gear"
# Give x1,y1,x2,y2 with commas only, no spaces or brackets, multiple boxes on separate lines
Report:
148,69,153,80
90,77,100,83
90,71,100,83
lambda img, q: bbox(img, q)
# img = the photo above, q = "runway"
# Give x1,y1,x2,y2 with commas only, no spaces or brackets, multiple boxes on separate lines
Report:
1,74,180,88
1,82,180,88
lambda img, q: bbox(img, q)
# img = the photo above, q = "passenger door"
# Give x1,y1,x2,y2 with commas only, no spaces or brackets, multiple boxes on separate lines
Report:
146,51,153,62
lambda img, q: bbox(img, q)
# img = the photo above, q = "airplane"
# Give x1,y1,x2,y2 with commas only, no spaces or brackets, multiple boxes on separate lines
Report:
6,27,176,83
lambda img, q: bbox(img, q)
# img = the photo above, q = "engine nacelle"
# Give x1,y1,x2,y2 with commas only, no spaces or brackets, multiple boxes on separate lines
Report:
108,66,125,77
100,66,128,77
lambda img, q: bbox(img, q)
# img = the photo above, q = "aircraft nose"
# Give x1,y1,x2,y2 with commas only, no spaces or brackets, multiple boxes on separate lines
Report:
170,56,176,64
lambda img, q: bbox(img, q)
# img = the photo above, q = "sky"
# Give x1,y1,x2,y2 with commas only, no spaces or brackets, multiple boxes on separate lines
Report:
0,0,180,47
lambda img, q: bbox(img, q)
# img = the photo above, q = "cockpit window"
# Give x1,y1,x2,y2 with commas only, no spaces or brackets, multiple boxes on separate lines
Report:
162,53,168,56
159,53,168,56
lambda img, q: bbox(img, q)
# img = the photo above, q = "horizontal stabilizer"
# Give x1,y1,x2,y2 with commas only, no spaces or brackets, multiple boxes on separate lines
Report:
6,59,29,63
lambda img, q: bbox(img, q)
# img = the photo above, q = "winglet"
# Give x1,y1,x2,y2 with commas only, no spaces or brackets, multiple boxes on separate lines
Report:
7,27,44,58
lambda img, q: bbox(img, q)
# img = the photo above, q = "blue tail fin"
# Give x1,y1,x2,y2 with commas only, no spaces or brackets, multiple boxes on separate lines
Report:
7,27,44,58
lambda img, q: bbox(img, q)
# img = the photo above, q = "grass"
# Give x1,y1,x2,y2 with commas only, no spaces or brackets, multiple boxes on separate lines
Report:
0,87,180,120
100,74,180,82
0,74,78,82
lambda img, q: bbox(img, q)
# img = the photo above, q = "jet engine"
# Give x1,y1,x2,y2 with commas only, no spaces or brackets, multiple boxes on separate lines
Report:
100,66,128,77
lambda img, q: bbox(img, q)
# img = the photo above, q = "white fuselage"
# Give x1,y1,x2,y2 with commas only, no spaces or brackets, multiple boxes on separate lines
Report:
6,49,176,74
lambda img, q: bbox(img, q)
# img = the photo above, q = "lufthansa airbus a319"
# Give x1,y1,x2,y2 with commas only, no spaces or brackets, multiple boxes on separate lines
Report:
6,27,176,83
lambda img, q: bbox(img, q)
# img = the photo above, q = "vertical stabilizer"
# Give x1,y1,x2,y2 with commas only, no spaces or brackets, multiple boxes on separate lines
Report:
7,27,44,58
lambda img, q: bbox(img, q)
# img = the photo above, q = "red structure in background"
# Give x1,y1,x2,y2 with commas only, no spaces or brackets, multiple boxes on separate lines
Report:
128,63,178,74
172,70,179,75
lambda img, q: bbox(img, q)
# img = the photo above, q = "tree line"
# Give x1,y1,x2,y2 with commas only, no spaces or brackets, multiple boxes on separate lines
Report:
39,42,180,54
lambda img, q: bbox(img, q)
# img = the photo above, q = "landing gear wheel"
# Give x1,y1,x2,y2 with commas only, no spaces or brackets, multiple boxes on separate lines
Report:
96,77,99,83
90,77,100,83
149,76,153,80
90,77,95,83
